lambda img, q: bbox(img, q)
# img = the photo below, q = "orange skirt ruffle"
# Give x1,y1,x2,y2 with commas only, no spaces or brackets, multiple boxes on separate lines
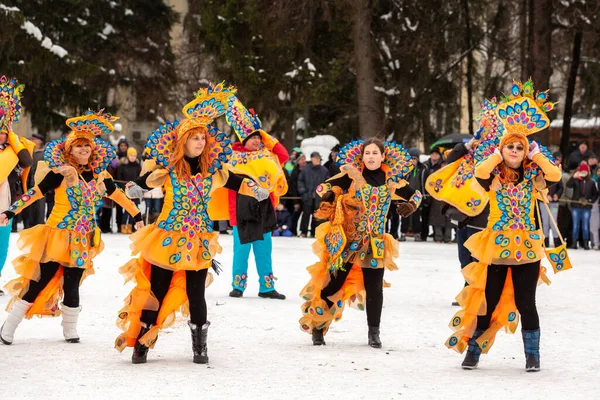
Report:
465,228,544,265
115,228,220,352
129,224,221,271
4,224,101,318
298,223,395,335
445,260,550,354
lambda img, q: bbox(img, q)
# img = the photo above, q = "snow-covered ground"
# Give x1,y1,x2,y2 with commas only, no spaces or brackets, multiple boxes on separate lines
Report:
0,233,597,399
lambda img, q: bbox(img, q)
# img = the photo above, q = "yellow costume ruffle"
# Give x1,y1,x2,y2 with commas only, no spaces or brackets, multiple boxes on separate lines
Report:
298,221,395,334
464,228,544,265
445,260,550,354
4,225,101,318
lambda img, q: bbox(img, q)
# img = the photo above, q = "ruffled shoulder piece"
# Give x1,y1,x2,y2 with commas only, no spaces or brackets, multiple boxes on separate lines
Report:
337,139,413,185
145,120,232,174
43,136,116,176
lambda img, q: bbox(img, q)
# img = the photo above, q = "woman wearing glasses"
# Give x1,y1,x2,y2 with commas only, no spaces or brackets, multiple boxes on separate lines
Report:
445,81,562,372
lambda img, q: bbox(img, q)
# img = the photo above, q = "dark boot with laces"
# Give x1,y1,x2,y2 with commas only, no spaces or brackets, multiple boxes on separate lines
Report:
522,329,541,372
461,329,484,369
258,290,286,300
368,326,382,348
132,323,152,364
189,321,210,364
312,328,326,346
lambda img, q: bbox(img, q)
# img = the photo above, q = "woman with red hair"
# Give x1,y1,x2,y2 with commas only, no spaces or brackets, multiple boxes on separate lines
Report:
114,83,268,365
0,110,142,345
445,81,564,372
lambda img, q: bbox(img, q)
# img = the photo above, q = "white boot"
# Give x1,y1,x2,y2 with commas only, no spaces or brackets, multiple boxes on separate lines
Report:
61,303,81,343
1,299,33,345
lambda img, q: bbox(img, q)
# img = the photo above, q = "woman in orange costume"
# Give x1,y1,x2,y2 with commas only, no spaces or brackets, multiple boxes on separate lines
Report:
114,83,268,364
0,110,142,345
445,81,565,372
299,138,422,348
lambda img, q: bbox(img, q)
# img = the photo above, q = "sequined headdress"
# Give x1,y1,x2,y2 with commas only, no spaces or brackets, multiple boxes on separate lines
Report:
144,82,236,174
44,110,117,175
225,95,263,143
337,139,414,185
0,76,25,133
178,82,236,137
495,79,555,137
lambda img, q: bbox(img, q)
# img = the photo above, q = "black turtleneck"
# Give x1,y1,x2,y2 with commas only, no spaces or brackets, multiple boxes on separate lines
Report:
327,167,417,201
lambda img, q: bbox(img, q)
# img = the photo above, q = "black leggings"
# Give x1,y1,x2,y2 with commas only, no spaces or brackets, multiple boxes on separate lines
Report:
141,264,208,327
22,262,84,307
320,263,384,328
476,261,540,331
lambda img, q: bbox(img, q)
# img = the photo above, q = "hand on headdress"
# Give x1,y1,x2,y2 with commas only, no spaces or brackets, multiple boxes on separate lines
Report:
493,147,503,161
528,141,540,160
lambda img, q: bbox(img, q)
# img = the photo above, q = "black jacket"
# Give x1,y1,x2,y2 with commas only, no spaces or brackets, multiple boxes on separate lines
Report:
236,194,277,244
567,176,599,208
298,164,330,205
116,158,142,188
276,208,292,228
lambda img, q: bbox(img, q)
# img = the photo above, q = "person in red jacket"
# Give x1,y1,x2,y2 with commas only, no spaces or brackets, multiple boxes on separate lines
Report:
216,96,289,299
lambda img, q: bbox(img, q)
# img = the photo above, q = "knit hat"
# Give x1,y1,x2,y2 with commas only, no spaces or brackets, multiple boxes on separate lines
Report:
310,151,321,159
127,147,137,157
430,146,442,156
408,148,421,158
578,163,590,174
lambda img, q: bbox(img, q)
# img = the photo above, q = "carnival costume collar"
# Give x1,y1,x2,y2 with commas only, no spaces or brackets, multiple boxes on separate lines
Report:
0,76,25,133
44,110,117,175
336,139,413,185
144,82,236,174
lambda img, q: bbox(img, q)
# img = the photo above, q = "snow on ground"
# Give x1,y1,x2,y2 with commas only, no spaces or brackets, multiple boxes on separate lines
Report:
0,233,598,399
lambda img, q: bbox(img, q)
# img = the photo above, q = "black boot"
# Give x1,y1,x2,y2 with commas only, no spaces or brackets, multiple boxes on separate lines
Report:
132,324,152,364
553,238,562,248
312,328,326,346
522,329,541,372
544,238,550,248
368,326,382,348
189,321,210,364
258,290,286,300
461,329,484,370
229,289,243,298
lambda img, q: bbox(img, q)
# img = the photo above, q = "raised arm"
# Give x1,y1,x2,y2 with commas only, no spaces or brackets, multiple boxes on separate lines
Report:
104,177,142,224
475,151,503,191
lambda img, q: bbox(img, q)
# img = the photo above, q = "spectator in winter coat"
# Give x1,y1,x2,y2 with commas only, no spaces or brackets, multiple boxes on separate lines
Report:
424,146,443,173
298,151,330,237
274,203,293,237
400,148,430,241
588,154,600,249
287,154,306,235
284,147,302,175
23,133,46,228
567,162,599,250
567,141,593,168
116,147,142,233
539,173,564,248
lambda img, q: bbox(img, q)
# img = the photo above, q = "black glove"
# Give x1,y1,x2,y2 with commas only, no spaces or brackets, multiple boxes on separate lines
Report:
321,190,335,204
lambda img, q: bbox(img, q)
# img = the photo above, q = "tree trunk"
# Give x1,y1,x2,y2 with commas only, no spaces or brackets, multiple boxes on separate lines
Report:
349,0,384,139
531,0,552,90
561,30,583,157
462,0,474,135
519,0,528,80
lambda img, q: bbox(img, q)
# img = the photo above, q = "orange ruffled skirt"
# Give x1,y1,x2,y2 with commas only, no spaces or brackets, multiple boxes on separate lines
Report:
299,222,398,335
115,225,220,352
446,228,550,354
4,224,101,318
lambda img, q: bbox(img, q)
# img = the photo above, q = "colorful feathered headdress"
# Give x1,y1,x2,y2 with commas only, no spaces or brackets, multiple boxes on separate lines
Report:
225,95,263,143
0,76,25,133
64,109,118,152
178,82,237,136
495,79,555,137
